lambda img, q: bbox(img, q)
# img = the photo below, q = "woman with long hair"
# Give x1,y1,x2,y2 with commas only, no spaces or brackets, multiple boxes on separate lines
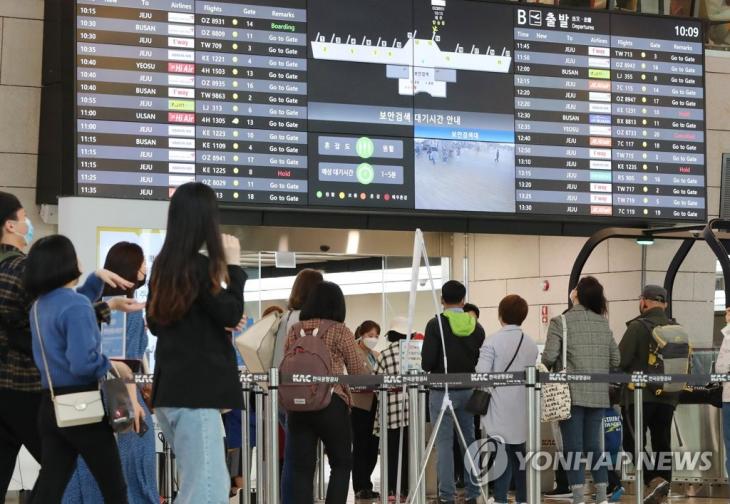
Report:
542,276,620,504
146,182,246,504
278,269,324,504
62,242,158,504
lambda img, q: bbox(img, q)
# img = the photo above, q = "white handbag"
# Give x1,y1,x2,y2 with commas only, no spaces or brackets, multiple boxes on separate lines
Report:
33,303,105,428
540,314,572,423
235,312,282,373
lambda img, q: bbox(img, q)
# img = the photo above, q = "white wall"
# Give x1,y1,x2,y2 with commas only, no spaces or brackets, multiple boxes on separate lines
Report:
58,197,169,278
261,290,438,338
454,234,641,343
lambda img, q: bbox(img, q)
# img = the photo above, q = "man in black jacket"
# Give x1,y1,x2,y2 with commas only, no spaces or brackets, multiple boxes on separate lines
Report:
422,280,485,504
619,285,677,504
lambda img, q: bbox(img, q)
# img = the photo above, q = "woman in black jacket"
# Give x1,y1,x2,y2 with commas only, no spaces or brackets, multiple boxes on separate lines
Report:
146,183,246,504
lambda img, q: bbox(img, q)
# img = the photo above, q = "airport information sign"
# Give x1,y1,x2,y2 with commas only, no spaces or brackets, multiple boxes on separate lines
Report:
74,0,706,222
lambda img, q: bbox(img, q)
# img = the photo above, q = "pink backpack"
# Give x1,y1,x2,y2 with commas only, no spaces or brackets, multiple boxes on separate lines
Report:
279,320,336,412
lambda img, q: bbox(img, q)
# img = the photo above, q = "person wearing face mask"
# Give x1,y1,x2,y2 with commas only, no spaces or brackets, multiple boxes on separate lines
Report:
62,242,158,504
618,285,678,504
0,192,142,502
350,320,381,500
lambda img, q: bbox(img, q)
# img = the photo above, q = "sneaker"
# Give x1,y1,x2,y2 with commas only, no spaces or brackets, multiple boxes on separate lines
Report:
610,486,625,502
544,487,572,499
355,489,381,500
644,479,671,504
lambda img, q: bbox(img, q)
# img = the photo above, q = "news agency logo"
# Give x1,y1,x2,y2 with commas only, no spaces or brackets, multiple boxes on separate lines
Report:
465,438,714,485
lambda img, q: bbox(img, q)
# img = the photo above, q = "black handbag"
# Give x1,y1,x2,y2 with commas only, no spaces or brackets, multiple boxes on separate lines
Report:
466,333,524,416
101,367,136,433
679,383,723,408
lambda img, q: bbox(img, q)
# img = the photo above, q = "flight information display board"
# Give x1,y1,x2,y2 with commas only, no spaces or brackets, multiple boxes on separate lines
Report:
74,0,706,222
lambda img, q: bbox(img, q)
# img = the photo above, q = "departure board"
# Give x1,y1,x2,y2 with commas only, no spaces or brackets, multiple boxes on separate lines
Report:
73,0,707,223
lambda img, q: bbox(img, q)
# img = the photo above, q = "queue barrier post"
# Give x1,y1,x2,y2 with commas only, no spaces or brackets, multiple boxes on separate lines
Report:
254,384,265,504
267,368,280,504
316,441,326,500
418,382,427,504
378,386,389,504
532,368,542,502
161,433,174,502
633,382,645,504
241,383,252,504
526,366,539,504
407,373,421,503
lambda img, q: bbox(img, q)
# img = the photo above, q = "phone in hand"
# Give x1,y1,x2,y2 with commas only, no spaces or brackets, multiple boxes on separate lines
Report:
136,418,149,437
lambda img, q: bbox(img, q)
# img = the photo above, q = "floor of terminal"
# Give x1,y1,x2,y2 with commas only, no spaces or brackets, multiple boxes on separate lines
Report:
5,491,729,503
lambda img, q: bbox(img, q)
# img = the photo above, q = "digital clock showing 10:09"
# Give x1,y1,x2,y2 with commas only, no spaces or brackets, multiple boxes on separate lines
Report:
675,25,701,38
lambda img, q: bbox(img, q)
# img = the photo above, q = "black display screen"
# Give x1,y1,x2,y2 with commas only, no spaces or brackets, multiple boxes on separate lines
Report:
74,0,706,222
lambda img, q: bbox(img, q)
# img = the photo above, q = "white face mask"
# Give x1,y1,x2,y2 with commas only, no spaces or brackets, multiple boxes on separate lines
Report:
362,338,378,350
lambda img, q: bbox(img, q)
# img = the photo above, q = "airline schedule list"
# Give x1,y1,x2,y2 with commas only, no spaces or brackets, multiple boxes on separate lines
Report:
76,0,308,204
512,7,704,220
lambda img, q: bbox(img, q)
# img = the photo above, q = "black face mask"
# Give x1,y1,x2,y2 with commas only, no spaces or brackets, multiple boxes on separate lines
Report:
136,274,147,290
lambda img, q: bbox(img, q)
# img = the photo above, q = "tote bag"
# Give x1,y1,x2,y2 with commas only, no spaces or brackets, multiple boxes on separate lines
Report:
540,314,572,422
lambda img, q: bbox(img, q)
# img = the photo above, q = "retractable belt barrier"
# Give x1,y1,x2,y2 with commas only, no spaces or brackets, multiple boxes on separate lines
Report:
133,371,730,387
143,369,723,504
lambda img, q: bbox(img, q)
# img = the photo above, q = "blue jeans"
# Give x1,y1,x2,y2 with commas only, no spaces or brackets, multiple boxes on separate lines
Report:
492,442,526,504
429,389,480,500
559,406,608,488
722,403,730,476
156,408,229,504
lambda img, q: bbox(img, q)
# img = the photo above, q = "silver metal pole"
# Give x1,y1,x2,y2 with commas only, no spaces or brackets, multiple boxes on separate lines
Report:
407,378,419,503
255,385,265,504
526,366,539,504
379,387,389,504
163,435,173,501
316,441,326,500
241,385,251,504
532,372,542,502
418,384,427,504
267,368,280,504
634,385,644,504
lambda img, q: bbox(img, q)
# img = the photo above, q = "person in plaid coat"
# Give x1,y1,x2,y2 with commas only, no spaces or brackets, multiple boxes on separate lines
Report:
0,192,139,499
374,317,412,501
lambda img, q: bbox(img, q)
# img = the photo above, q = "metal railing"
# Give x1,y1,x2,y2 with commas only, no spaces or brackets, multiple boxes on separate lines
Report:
144,368,726,504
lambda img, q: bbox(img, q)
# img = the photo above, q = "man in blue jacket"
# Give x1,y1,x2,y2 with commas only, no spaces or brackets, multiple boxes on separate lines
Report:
422,280,485,504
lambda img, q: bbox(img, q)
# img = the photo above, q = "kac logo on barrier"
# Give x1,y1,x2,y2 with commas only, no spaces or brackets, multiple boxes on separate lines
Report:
292,374,313,383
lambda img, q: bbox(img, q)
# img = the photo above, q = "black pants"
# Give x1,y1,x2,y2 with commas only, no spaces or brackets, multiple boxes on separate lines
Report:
288,395,352,504
351,401,378,493
0,389,42,502
386,427,409,495
31,391,127,504
608,467,622,492
622,402,674,483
